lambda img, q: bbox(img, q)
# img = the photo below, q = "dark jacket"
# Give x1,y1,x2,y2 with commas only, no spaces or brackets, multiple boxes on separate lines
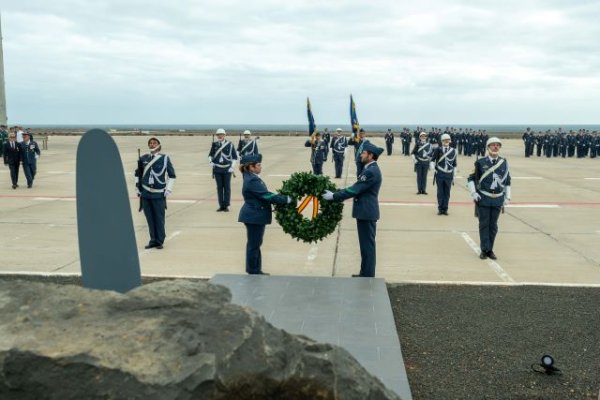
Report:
467,156,511,207
238,172,288,225
3,141,21,165
20,141,41,165
134,153,176,200
332,161,382,221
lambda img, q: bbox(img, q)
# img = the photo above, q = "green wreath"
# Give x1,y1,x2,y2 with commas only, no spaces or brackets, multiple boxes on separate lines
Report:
275,172,344,243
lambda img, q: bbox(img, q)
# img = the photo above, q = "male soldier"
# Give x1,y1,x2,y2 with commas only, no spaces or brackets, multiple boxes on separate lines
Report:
349,128,370,177
411,131,433,195
3,131,21,189
384,128,394,156
208,128,238,212
0,125,8,157
522,127,531,157
322,128,331,161
322,142,383,278
20,131,41,188
430,133,457,215
467,137,511,260
304,131,327,175
237,130,259,157
330,128,348,179
401,128,411,156
135,137,176,250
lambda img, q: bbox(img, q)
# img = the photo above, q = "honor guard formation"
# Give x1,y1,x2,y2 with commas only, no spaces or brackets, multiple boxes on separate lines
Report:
521,127,600,159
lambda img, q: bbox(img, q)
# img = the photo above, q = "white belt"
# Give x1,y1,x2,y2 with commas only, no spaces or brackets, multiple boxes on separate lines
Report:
214,163,230,168
436,165,453,173
142,184,165,193
480,190,504,198
417,157,430,162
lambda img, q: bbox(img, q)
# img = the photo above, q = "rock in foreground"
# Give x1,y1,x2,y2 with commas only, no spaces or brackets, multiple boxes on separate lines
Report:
0,280,401,400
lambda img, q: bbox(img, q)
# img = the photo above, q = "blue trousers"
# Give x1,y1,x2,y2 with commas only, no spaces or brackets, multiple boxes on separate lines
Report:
214,172,232,208
245,223,266,274
415,163,429,193
22,162,36,186
477,205,501,253
333,155,344,178
357,219,377,277
312,162,323,175
386,142,393,155
142,196,166,246
436,176,452,212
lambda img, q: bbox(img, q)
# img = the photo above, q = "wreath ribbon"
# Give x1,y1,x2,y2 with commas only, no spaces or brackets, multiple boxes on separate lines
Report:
296,195,320,220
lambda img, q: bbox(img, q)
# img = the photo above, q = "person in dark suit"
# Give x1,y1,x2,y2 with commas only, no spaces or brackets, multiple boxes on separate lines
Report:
19,132,41,188
467,137,511,260
134,137,176,250
238,153,293,275
322,142,383,277
3,132,21,189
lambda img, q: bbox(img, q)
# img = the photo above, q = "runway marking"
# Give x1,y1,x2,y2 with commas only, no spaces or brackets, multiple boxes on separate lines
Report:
46,171,74,174
507,204,559,208
140,230,182,254
167,199,197,204
305,245,319,269
459,232,515,283
34,197,58,201
512,176,544,180
584,177,600,180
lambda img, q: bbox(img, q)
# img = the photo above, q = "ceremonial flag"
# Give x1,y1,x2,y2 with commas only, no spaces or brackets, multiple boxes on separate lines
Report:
307,97,316,137
350,94,360,142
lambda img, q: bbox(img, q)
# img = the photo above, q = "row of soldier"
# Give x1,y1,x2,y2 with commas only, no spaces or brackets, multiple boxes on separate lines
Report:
521,128,600,158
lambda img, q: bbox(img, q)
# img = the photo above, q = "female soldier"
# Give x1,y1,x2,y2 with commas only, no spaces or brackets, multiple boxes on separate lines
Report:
238,154,293,275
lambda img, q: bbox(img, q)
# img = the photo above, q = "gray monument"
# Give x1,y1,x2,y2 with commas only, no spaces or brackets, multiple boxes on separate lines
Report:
0,14,6,125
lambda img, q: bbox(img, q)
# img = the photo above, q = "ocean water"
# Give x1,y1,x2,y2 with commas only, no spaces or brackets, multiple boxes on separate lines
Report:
28,124,600,133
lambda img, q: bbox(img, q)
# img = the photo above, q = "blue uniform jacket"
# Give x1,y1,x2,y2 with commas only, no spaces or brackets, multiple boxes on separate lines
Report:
20,141,40,165
209,140,238,173
411,141,433,165
432,146,457,179
135,153,176,200
331,136,348,157
304,139,327,165
332,161,382,221
468,156,511,207
238,172,289,225
237,139,259,156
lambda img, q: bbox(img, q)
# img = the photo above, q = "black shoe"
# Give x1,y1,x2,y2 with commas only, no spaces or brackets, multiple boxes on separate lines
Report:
422,192,428,195
443,211,449,215
437,211,443,215
12,185,16,189
27,184,32,188
216,208,224,212
223,207,230,212
144,243,157,249
15,184,19,188
479,252,488,260
487,251,497,260
416,192,421,195
156,245,164,250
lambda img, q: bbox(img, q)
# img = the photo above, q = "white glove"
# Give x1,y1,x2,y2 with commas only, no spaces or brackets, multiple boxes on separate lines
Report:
228,167,234,173
472,192,481,202
164,190,172,197
453,169,457,179
504,186,511,206
467,180,481,202
286,196,293,204
208,156,212,163
35,154,40,160
322,190,334,201
166,178,175,194
412,155,417,164
209,162,215,168
429,161,435,171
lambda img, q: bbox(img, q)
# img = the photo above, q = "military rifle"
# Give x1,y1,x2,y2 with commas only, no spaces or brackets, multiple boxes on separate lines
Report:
136,149,143,212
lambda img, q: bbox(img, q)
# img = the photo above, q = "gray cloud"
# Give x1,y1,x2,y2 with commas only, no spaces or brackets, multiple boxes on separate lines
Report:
2,0,599,124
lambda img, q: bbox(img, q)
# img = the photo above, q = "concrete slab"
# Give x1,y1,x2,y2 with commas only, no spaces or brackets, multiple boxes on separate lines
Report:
210,274,412,399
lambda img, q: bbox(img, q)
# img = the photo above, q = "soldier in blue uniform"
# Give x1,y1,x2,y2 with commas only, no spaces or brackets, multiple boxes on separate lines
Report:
322,142,383,277
411,131,433,195
135,137,176,250
431,133,457,215
19,132,41,188
322,128,331,161
349,128,370,177
384,128,394,156
209,128,238,212
467,137,511,260
401,128,412,156
3,131,21,189
238,153,293,275
237,130,259,157
304,132,327,175
330,128,348,179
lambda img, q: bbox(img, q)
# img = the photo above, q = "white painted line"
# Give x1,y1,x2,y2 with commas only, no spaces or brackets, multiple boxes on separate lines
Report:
584,177,600,180
167,200,197,204
34,197,57,201
140,230,182,255
268,174,291,177
459,232,515,283
380,202,433,207
512,176,544,180
305,245,319,269
506,204,559,208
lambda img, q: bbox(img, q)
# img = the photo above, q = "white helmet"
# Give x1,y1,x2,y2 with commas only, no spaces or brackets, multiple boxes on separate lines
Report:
441,133,451,141
335,128,342,132
419,131,428,137
216,128,226,135
486,137,502,147
243,130,251,135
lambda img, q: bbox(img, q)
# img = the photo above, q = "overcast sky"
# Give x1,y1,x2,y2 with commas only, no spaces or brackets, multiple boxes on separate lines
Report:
2,1,600,125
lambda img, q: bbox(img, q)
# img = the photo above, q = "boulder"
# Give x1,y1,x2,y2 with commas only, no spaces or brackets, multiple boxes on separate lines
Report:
0,279,402,400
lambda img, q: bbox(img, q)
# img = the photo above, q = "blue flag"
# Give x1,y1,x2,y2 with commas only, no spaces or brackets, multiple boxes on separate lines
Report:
307,97,316,137
350,94,360,141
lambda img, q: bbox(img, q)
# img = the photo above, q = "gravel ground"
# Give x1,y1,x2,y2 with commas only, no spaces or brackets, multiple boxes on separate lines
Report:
388,284,600,400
